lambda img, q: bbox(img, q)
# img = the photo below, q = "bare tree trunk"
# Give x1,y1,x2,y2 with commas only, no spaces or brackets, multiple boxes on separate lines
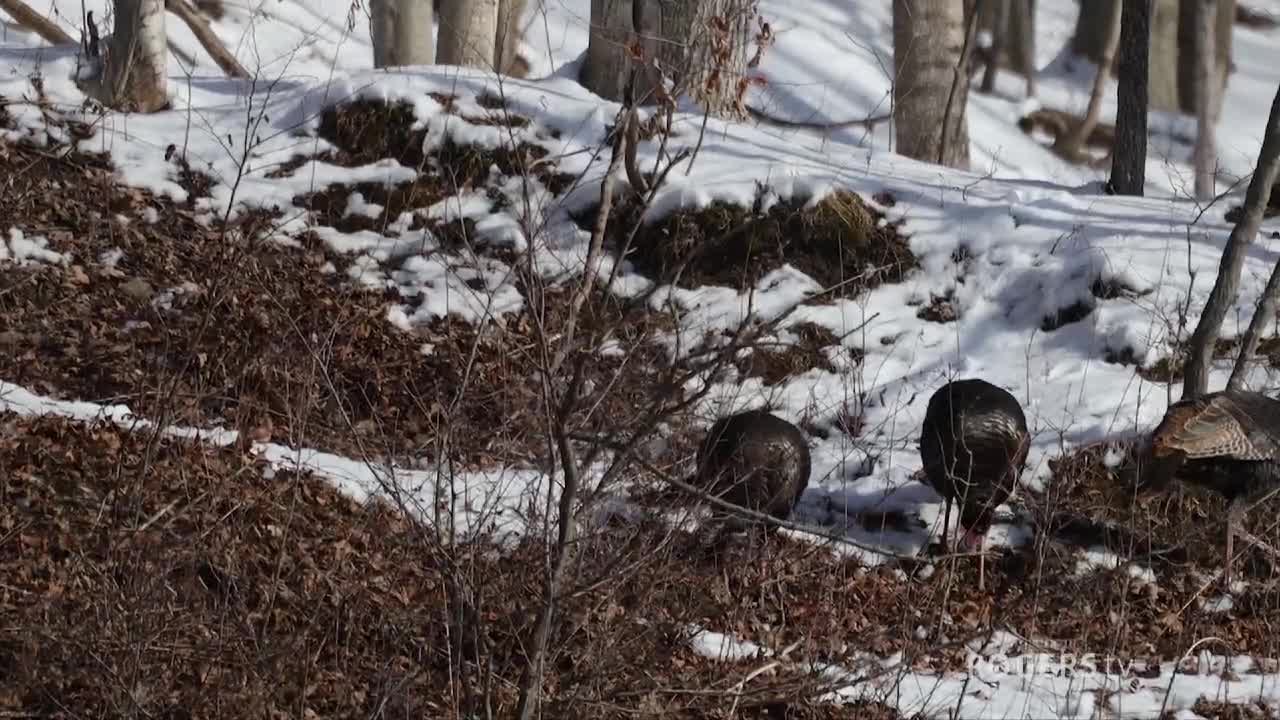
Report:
495,0,528,75
438,0,499,68
1192,0,1218,201
1018,0,1037,97
580,0,756,118
979,0,1007,94
1074,0,1232,116
1072,0,1121,72
1175,0,1235,115
166,0,248,78
0,0,76,45
893,0,971,169
1183,84,1280,398
1110,0,1151,196
369,0,435,68
1055,0,1122,159
92,0,168,112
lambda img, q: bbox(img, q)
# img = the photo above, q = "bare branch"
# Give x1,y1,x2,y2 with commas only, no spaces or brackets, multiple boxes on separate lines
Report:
165,0,249,78
1185,83,1280,397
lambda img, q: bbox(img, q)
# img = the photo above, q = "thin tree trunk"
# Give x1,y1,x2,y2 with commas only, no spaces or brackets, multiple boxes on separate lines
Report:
979,0,1007,93
1110,0,1151,196
580,0,755,119
97,0,169,112
1019,0,1037,97
1192,0,1218,200
495,0,527,75
438,0,500,68
370,0,435,68
893,0,971,169
1184,84,1280,398
1056,0,1122,158
0,0,75,45
166,0,248,78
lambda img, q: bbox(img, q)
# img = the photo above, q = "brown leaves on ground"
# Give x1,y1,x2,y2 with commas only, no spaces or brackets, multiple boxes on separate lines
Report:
0,412,909,718
0,114,673,469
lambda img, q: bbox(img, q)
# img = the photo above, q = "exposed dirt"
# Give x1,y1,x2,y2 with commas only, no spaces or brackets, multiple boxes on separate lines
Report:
734,322,846,386
1108,336,1280,384
601,189,917,301
1040,298,1095,331
916,292,958,324
310,98,574,195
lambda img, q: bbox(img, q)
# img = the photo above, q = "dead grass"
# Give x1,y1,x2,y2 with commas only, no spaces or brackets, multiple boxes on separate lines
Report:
596,189,917,301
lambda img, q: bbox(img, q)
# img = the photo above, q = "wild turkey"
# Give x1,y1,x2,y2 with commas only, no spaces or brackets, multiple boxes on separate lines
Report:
694,409,812,530
919,378,1030,591
1134,388,1280,585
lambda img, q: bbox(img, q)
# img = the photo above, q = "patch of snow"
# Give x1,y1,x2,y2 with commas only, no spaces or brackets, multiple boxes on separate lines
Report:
1,228,68,265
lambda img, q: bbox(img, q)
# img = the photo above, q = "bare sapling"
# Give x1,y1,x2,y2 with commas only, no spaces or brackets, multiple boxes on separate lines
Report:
1055,0,1122,162
1184,82,1280,398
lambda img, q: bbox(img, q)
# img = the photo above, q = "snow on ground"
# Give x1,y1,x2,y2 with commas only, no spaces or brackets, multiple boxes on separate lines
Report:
6,1,1280,717
687,623,1280,719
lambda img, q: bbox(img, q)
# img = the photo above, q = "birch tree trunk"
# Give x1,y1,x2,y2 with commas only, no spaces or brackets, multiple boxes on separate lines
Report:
1110,0,1151,196
369,0,435,68
892,0,971,169
437,0,499,69
95,0,168,112
1182,84,1280,399
580,0,756,119
1192,0,1218,200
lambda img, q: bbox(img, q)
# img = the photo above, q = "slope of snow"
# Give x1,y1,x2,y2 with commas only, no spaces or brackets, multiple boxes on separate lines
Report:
5,2,1280,718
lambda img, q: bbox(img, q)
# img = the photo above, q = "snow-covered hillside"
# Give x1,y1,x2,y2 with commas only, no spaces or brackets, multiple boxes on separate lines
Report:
4,1,1280,718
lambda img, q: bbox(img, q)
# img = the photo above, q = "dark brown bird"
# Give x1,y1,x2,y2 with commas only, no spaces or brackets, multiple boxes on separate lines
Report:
1133,388,1280,585
694,409,812,529
919,379,1030,591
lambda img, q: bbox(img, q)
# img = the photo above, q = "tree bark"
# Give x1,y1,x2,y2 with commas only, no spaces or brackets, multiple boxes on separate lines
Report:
495,0,528,75
1183,84,1280,399
978,0,1008,94
978,0,1035,95
370,0,435,68
893,0,971,170
1192,0,1218,201
1055,0,1122,159
580,0,756,118
1012,0,1036,97
1074,0,1234,116
1110,0,1151,196
438,0,499,68
166,0,248,78
97,0,169,112
0,0,75,45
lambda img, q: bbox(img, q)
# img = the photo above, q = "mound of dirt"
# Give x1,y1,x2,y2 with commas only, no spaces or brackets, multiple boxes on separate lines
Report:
602,189,916,300
311,98,574,195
